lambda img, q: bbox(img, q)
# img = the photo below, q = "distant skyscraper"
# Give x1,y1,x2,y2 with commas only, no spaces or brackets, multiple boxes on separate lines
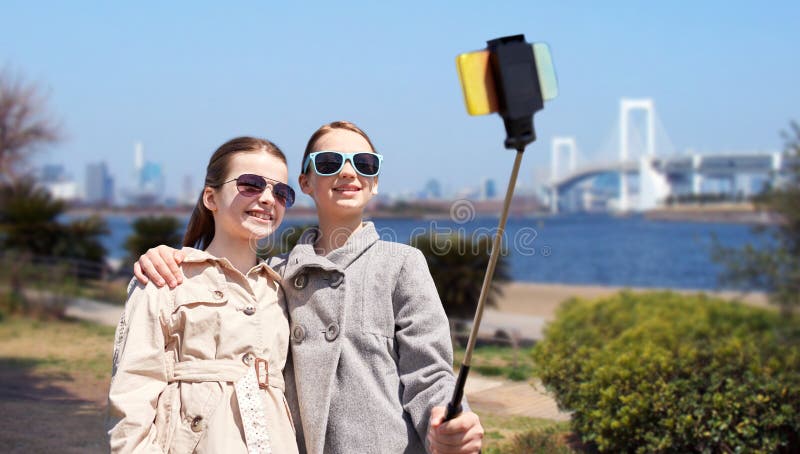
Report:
140,161,164,194
181,174,196,206
134,142,144,171
482,178,497,200
127,142,165,205
41,164,67,182
422,179,442,199
38,164,80,201
86,162,114,205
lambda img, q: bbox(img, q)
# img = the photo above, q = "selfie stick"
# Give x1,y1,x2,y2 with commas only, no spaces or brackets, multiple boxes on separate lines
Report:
444,34,554,421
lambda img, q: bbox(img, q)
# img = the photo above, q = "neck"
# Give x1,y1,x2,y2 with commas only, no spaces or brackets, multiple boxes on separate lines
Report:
205,233,257,275
315,212,364,255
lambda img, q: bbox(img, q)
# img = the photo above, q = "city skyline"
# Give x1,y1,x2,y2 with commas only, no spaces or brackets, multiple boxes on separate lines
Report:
4,2,798,199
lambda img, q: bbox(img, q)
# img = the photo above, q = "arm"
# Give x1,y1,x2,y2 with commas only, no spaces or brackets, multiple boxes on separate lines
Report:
133,246,185,288
107,281,170,453
392,249,483,454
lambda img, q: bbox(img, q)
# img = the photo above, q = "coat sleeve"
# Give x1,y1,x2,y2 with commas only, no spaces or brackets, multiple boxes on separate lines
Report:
391,247,461,443
107,280,170,453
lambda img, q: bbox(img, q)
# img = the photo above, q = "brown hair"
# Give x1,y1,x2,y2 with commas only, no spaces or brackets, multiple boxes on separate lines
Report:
183,136,287,249
301,120,377,173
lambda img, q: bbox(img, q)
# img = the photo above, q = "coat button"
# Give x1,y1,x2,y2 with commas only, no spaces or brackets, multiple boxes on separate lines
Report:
330,273,343,288
291,324,305,343
325,322,339,341
243,305,256,315
191,415,204,432
242,352,255,366
293,274,307,290
213,290,224,300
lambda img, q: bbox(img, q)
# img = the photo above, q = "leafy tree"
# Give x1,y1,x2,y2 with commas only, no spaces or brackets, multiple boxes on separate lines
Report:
0,178,64,254
0,179,109,287
0,68,61,182
124,216,183,267
411,231,510,320
712,122,800,315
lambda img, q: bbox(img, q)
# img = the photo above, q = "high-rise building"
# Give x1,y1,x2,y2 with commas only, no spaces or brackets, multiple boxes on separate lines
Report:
140,161,164,195
180,174,196,206
38,164,80,202
41,164,67,181
127,142,165,206
422,179,442,199
86,162,115,205
481,178,497,200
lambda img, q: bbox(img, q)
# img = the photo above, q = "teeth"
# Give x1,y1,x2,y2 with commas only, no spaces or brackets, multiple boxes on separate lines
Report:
248,211,272,220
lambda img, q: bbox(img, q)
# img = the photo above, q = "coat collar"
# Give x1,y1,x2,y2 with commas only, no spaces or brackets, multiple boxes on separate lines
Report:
180,246,281,282
283,222,379,280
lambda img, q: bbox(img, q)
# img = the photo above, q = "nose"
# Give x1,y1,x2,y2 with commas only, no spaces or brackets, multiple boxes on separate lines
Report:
258,185,275,205
339,159,357,178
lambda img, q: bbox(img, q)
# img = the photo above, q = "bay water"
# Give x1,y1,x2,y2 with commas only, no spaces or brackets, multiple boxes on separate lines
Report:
97,213,761,291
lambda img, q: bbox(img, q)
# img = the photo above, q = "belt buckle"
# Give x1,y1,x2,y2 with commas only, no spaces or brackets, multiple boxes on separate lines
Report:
254,357,269,389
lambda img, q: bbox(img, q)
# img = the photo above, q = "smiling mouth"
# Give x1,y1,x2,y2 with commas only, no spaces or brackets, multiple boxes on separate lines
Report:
247,211,274,221
334,186,361,192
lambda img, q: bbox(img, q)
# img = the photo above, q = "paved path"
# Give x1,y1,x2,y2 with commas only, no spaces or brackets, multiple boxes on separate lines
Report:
65,297,123,327
465,375,570,421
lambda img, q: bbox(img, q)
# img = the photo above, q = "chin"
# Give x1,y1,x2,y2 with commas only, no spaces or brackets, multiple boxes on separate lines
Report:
243,221,278,239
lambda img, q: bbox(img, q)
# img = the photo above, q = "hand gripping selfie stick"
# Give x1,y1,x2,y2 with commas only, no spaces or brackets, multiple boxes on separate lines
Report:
444,34,558,421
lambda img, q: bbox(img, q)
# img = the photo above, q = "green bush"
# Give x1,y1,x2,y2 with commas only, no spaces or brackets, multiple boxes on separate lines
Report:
533,291,800,453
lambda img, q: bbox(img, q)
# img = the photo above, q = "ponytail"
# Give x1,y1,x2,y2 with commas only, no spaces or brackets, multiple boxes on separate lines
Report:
183,192,215,248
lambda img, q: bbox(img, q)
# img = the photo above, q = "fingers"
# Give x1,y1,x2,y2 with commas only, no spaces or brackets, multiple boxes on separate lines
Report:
133,261,149,285
137,254,166,288
427,411,484,454
145,246,181,288
156,246,183,285
429,406,445,429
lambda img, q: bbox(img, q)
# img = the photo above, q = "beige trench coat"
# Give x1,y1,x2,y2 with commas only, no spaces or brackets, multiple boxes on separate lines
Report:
107,248,298,454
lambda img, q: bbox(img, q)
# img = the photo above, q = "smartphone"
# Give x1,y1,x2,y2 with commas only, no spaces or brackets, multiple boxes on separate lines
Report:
456,43,558,116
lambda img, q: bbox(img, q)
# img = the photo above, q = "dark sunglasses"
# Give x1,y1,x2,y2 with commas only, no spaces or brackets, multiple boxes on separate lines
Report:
303,151,384,177
218,174,295,207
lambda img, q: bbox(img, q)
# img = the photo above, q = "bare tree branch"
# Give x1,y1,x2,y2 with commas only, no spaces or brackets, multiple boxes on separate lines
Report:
0,67,62,182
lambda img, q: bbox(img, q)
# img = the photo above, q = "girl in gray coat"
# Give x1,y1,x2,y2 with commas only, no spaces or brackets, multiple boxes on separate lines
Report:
134,121,484,453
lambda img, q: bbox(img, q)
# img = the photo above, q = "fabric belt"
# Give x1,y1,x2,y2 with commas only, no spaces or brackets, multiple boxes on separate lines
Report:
165,355,283,454
165,356,285,392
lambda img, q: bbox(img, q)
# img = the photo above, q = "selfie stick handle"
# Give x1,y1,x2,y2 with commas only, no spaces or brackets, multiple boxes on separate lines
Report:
444,148,525,421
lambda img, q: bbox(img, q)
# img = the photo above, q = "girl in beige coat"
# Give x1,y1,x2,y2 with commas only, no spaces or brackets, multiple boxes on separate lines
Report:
107,137,299,453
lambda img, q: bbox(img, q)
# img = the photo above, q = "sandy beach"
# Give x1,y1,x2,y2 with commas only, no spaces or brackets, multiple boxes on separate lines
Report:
494,282,770,320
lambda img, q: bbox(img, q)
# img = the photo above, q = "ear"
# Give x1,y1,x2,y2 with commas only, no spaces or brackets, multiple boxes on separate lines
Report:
202,187,218,212
298,173,313,195
371,177,379,195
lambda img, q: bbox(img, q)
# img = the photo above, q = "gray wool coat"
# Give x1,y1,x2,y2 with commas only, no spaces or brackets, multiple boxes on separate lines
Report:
270,222,462,454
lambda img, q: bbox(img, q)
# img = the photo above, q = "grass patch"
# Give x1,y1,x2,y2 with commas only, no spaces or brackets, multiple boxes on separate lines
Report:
480,415,573,453
0,315,115,379
453,344,536,382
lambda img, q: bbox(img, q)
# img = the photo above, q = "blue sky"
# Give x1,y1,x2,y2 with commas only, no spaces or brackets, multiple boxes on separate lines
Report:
3,1,799,199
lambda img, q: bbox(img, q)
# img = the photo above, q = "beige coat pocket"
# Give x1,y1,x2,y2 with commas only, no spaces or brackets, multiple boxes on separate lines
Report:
169,382,225,454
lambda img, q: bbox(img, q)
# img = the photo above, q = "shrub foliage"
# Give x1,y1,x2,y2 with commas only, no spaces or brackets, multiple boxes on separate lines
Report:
411,231,509,320
533,291,800,453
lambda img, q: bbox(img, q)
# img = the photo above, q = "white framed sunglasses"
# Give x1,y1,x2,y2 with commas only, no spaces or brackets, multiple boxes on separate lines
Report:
303,151,384,177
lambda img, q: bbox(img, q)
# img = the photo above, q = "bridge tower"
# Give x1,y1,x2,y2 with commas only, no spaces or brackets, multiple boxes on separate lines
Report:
619,98,655,211
550,136,577,213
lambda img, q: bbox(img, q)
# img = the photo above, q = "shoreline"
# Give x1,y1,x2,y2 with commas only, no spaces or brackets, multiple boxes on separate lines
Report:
495,282,769,320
